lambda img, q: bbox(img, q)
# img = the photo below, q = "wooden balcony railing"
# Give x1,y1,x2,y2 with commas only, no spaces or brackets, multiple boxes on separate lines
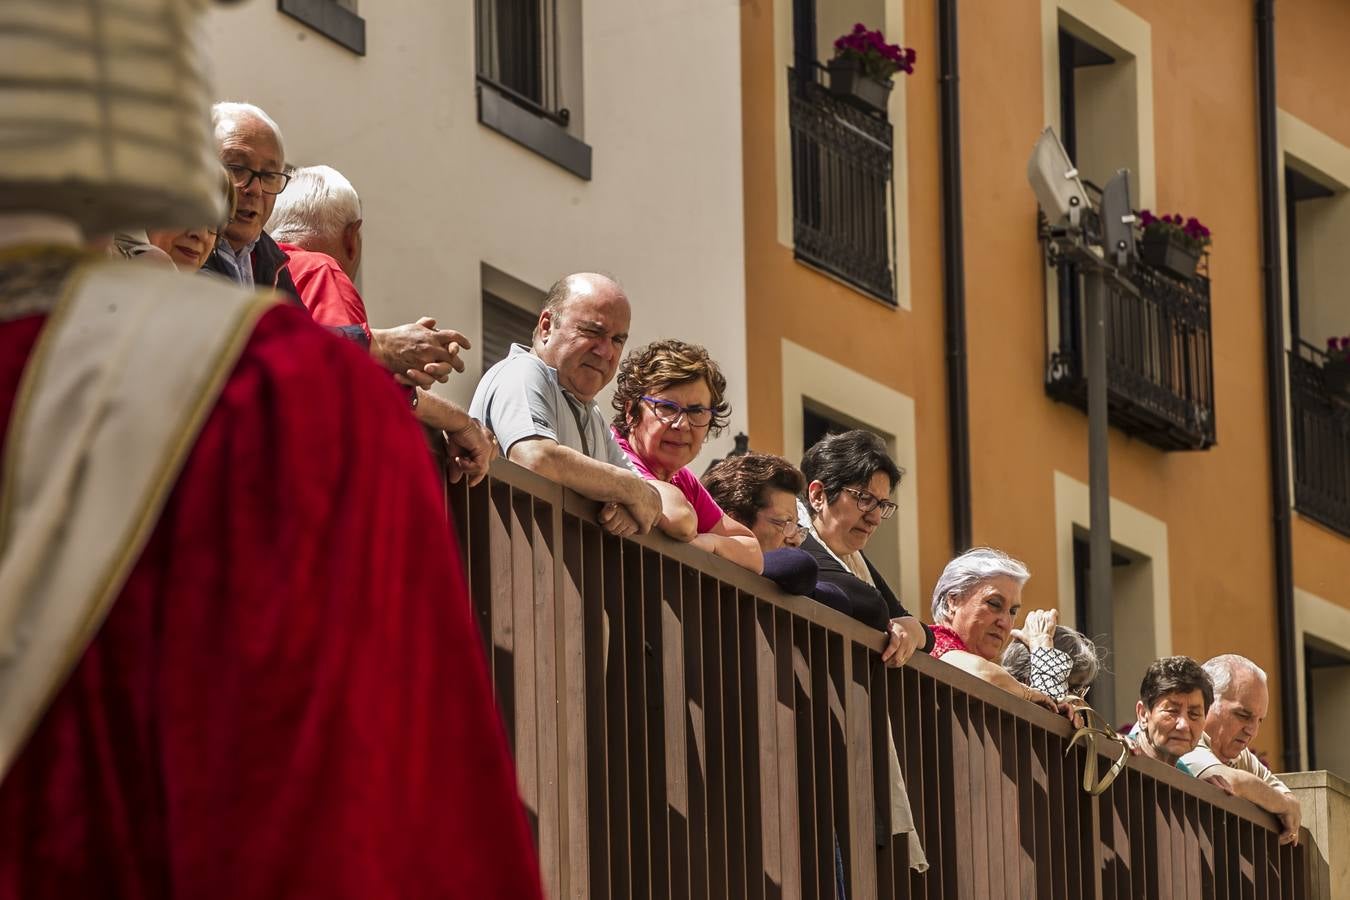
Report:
451,460,1303,899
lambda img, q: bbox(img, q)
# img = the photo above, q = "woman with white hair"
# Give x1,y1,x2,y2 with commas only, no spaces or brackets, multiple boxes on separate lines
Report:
928,547,1061,710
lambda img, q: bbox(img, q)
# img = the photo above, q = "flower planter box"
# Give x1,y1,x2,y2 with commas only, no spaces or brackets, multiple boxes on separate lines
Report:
826,57,893,115
1140,231,1201,281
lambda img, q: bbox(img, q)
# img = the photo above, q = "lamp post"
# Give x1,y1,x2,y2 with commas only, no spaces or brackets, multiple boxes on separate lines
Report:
1028,130,1136,724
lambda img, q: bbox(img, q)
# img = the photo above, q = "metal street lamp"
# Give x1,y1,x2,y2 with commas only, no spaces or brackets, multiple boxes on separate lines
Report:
1027,127,1137,723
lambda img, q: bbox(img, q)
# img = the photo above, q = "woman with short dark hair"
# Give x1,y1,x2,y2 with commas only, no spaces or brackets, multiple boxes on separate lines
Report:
702,452,856,607
799,430,930,668
702,452,804,552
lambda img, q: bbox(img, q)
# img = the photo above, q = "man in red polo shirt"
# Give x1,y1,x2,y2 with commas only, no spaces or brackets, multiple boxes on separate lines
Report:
270,165,496,483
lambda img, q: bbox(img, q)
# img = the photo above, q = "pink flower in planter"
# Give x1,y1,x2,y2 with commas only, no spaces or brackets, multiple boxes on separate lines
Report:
831,24,917,80
1136,208,1213,254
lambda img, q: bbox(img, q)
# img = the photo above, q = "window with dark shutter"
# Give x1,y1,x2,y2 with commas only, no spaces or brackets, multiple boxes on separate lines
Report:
277,0,365,55
482,291,540,371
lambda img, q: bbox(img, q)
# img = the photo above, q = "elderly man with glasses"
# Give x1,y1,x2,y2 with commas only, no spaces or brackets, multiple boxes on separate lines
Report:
203,102,468,390
201,102,299,299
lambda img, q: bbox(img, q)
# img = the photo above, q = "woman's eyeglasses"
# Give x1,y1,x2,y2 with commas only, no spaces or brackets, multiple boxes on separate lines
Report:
642,395,713,428
842,486,898,520
761,514,802,538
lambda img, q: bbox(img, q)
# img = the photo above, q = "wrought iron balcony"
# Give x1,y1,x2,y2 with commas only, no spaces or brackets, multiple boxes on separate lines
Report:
788,67,895,304
1045,244,1217,451
1290,341,1350,537
451,461,1301,899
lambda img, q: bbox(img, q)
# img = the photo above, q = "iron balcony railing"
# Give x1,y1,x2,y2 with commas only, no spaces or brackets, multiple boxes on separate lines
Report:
788,67,895,304
1045,243,1217,451
1290,341,1350,537
451,460,1301,899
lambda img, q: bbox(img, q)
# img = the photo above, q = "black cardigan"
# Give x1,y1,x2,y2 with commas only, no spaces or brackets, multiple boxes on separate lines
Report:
202,230,301,304
203,231,368,348
799,534,935,652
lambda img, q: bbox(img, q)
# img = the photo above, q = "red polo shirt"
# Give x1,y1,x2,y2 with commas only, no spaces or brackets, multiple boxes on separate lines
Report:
277,242,371,339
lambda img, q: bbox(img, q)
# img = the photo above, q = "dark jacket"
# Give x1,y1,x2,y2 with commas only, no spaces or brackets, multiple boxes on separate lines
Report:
800,534,935,651
203,230,302,304
204,231,368,348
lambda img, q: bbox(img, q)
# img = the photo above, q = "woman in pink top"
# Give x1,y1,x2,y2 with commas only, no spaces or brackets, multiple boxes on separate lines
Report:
611,340,763,573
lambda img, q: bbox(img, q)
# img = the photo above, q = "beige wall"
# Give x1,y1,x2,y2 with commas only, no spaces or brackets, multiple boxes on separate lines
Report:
1310,666,1350,780
204,0,749,465
815,0,887,67
1285,770,1350,900
1279,0,1350,629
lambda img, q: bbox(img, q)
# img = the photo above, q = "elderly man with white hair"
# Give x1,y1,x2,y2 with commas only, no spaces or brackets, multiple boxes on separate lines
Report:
1180,655,1303,845
201,101,299,297
203,101,468,390
269,165,367,328
927,547,1063,712
269,164,496,484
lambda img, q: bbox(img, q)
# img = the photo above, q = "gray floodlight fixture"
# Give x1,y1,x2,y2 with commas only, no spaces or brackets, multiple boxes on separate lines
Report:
1100,168,1137,267
1027,127,1090,230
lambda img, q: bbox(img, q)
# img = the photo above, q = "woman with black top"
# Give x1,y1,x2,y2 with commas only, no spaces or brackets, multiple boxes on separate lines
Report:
799,429,933,667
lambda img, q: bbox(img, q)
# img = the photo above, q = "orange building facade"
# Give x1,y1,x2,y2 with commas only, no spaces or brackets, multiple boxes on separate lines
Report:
739,0,1350,773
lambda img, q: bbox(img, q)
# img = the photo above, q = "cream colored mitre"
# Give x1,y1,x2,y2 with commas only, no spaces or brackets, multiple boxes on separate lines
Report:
0,0,222,234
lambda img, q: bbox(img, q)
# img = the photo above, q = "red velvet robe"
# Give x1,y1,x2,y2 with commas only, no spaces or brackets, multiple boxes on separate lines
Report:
0,303,542,899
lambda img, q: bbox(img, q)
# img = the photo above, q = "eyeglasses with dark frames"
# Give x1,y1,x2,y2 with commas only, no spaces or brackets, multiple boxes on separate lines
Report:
224,163,291,195
842,486,898,520
641,395,713,428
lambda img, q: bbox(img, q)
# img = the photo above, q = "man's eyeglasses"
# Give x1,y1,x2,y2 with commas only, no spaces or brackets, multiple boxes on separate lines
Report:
762,514,802,538
642,395,713,428
842,486,898,520
225,164,291,195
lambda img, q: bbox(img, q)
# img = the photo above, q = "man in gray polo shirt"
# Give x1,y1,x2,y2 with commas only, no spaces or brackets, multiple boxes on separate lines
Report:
471,273,661,536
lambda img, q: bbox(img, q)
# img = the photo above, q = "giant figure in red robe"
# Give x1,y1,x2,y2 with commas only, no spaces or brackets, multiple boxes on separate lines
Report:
0,2,542,897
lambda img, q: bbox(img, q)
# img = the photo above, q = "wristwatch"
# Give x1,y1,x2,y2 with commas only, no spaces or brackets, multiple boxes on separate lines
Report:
409,387,419,410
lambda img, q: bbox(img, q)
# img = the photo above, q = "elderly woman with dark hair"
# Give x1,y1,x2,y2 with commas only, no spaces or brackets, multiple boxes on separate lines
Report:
612,340,763,573
703,453,858,610
702,452,805,552
799,430,931,668
928,547,1062,710
1002,609,1102,702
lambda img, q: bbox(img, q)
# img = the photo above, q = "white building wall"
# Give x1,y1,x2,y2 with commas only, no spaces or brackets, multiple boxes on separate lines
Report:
203,0,748,462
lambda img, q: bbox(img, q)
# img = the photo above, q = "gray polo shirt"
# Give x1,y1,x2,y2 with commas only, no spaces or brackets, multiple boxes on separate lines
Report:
470,344,632,468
